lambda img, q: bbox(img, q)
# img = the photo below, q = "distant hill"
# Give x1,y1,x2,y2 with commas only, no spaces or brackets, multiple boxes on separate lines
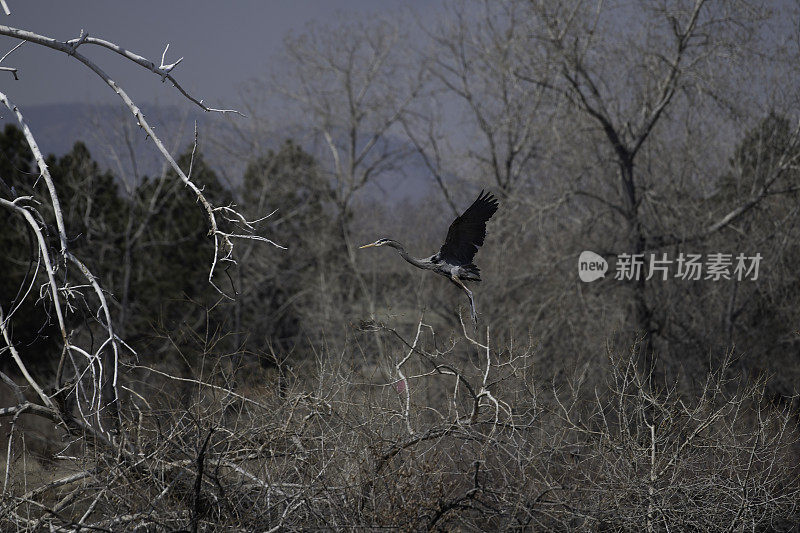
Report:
0,102,211,180
0,102,436,202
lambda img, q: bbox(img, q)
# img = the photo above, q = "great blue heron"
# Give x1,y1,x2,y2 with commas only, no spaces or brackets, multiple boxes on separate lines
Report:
359,190,499,323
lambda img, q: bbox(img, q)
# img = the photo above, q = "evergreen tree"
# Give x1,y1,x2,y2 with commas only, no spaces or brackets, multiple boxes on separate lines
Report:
0,125,58,370
126,149,231,360
0,129,129,372
711,113,800,389
237,140,338,358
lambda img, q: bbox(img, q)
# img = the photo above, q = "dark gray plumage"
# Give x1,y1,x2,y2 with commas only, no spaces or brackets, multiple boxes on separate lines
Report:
360,190,499,323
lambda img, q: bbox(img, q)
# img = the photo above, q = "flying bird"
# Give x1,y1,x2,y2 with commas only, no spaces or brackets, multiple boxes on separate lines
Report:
359,190,499,323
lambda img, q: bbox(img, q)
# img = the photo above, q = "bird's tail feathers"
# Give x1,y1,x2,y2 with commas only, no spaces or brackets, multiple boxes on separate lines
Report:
462,263,482,282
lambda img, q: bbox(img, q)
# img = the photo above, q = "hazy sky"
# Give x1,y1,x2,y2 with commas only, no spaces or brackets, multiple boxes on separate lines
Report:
0,1,427,109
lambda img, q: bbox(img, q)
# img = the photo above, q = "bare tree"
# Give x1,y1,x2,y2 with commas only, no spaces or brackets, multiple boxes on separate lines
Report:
274,15,427,367
409,0,556,202
512,0,800,354
3,3,799,530
279,17,423,255
0,7,278,477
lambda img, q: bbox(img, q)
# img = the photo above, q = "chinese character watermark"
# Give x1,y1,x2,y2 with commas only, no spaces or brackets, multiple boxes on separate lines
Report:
579,251,762,282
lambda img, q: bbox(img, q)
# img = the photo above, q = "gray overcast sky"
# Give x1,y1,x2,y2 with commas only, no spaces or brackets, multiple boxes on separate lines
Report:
0,1,428,108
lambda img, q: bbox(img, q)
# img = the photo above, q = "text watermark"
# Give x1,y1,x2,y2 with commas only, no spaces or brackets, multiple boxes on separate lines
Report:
579,252,762,282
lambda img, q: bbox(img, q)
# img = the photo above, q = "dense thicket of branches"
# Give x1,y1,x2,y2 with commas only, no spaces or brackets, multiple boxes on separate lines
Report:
3,0,800,530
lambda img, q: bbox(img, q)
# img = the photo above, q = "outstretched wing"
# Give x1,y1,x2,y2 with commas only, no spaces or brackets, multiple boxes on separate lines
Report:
439,190,499,265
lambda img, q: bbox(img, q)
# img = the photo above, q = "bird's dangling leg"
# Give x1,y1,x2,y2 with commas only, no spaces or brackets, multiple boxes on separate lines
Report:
451,275,478,325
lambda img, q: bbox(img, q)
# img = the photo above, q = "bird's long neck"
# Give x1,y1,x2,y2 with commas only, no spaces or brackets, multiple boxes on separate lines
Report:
385,240,432,270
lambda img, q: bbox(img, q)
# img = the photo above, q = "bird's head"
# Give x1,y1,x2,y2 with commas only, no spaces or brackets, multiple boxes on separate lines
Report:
359,238,391,249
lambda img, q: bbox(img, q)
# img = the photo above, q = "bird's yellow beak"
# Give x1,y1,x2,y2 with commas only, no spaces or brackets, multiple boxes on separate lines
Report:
359,242,377,249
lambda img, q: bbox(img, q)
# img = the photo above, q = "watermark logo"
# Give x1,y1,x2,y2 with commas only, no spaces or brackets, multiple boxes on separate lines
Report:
578,250,608,282
579,251,762,282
